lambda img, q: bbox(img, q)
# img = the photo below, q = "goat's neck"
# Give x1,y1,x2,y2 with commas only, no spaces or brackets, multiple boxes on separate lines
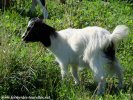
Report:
49,34,62,52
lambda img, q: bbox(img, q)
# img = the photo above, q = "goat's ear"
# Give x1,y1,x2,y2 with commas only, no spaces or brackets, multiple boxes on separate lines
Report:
38,16,44,21
36,17,43,22
36,18,44,25
28,17,43,23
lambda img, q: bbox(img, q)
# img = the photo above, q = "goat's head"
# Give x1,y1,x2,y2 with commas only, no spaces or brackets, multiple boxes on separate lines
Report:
22,17,56,47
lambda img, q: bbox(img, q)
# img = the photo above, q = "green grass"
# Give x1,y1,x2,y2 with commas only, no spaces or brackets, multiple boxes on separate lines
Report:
0,0,133,99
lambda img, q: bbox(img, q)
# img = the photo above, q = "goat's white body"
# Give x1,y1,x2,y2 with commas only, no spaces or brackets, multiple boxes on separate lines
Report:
50,27,110,69
48,25,129,94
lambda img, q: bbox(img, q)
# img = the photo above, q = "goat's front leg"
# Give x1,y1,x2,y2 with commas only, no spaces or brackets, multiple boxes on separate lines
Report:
59,63,68,80
71,65,80,85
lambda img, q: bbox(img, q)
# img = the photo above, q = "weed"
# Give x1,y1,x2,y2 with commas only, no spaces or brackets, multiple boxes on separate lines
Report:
0,0,133,99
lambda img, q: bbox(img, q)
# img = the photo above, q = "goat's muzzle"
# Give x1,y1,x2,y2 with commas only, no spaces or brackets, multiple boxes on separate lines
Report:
21,34,28,42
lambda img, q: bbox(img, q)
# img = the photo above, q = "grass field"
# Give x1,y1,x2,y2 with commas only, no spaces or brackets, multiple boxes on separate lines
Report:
0,0,133,99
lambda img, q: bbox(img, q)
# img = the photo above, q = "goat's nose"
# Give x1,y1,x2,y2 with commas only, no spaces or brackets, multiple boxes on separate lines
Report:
22,34,26,39
22,35,25,39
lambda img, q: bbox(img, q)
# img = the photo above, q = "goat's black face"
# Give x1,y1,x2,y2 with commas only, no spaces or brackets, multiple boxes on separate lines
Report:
22,18,43,42
22,18,56,47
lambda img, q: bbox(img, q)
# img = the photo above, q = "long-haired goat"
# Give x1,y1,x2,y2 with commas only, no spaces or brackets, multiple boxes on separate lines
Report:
22,18,129,95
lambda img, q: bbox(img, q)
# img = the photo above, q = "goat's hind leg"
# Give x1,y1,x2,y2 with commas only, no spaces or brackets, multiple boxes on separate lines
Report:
89,59,106,95
113,59,123,89
94,71,106,95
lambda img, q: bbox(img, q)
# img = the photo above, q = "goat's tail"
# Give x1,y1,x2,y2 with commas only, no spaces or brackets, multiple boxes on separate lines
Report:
111,25,129,44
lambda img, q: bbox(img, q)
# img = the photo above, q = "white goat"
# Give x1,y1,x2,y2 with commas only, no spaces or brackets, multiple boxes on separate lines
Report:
22,18,129,95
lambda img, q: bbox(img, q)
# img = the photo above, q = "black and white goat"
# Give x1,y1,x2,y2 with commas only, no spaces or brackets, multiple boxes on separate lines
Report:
22,18,129,95
30,0,48,19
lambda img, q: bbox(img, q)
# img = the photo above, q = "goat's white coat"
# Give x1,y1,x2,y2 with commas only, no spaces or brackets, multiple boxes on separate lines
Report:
48,25,129,94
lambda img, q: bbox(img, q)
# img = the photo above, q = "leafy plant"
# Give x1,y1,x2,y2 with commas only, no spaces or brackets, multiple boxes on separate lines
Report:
0,0,133,99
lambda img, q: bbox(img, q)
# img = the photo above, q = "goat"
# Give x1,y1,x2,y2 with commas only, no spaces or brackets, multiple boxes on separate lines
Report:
22,18,129,95
30,0,48,19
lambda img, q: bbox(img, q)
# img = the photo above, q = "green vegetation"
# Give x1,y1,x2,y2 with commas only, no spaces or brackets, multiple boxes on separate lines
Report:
0,0,133,99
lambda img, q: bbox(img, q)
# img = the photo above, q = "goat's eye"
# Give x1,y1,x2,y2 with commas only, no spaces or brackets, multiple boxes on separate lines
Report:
27,27,31,31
